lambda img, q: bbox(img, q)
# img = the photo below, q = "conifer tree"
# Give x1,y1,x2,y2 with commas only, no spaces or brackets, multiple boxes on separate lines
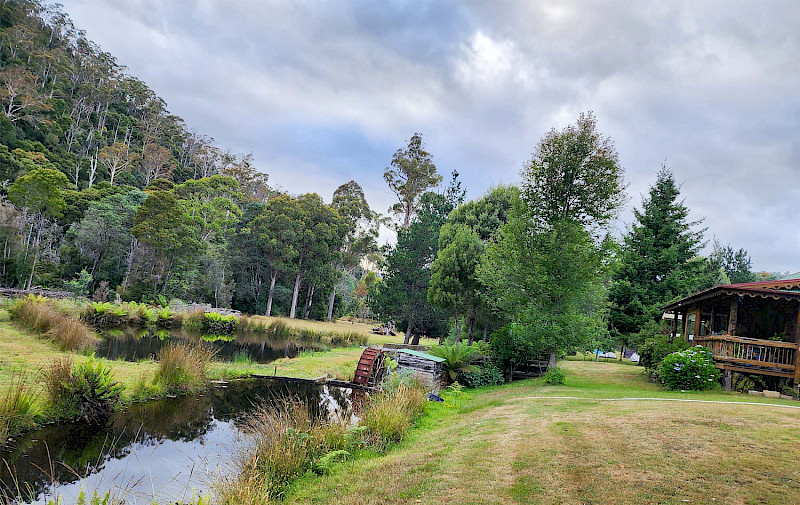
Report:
608,166,705,346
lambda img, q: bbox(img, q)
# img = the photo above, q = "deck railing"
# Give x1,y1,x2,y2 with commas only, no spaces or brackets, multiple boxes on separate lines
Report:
694,335,797,377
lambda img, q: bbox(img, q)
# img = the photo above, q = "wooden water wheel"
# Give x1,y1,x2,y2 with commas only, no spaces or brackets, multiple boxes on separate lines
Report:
353,347,386,387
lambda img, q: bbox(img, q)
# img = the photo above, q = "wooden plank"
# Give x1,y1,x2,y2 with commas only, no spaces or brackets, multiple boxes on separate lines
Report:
715,357,796,371
795,302,800,382
696,335,798,349
715,363,795,379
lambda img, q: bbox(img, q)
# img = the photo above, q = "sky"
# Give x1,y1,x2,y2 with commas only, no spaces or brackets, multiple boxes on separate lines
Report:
60,0,800,273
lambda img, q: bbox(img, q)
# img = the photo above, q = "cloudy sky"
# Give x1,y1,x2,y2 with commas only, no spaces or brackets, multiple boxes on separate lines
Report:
61,0,799,272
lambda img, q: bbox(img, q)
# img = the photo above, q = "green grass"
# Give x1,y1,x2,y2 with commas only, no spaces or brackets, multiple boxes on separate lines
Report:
281,360,800,505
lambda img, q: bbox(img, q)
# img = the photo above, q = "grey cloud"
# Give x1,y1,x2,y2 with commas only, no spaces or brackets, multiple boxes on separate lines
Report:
61,0,799,271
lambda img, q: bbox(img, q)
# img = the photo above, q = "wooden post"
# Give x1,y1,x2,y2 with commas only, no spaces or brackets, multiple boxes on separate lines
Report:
723,369,732,391
671,313,678,342
727,298,738,336
794,302,800,383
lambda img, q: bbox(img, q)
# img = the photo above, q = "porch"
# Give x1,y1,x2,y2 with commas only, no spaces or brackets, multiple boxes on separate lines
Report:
694,334,797,379
662,278,800,386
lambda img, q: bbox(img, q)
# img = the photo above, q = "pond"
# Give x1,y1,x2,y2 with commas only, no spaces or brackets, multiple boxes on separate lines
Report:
95,326,300,363
0,379,352,504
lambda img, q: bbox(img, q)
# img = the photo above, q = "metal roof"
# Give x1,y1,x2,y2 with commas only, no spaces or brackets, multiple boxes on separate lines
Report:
396,349,446,362
662,278,800,312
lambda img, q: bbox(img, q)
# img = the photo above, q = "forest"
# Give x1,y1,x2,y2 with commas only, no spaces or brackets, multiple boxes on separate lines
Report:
0,0,785,358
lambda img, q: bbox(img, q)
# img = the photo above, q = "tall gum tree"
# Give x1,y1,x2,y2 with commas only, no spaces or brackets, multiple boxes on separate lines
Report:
384,133,442,229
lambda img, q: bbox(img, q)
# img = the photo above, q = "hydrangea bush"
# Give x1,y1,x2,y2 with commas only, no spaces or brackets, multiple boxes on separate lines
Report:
659,346,721,391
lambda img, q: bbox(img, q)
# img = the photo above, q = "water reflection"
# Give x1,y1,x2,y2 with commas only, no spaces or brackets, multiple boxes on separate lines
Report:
96,326,299,363
0,379,351,504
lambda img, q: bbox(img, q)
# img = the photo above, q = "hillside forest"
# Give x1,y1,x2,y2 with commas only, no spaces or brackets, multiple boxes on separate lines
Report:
0,1,786,357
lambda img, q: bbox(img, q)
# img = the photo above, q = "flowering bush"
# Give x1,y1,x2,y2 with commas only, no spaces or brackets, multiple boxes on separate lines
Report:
659,346,720,391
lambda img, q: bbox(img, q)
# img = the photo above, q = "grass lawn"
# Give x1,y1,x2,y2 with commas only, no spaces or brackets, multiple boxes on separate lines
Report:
0,309,159,404
285,360,800,505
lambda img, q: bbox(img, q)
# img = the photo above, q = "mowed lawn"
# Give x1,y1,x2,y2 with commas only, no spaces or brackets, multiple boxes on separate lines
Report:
287,360,800,505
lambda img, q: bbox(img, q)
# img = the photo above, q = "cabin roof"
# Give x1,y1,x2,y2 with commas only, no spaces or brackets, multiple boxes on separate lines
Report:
397,349,446,362
662,278,800,312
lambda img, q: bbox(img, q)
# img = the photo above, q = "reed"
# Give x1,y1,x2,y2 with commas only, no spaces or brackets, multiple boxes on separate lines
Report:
0,375,38,444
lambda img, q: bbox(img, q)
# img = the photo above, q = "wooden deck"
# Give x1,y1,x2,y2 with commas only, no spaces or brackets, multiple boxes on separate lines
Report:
695,335,799,379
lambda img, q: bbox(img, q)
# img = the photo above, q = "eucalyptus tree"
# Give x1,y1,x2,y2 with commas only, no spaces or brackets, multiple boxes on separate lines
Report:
326,180,379,320
384,133,442,229
287,194,345,319
8,167,69,289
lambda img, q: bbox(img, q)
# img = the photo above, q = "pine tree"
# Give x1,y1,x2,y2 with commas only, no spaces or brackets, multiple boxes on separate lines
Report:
608,166,705,346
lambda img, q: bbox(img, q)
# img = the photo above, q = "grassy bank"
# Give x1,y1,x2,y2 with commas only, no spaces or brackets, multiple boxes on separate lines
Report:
280,360,800,505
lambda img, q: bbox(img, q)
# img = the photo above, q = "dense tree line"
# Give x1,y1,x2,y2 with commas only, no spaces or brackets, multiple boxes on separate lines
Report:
0,1,382,318
0,1,779,347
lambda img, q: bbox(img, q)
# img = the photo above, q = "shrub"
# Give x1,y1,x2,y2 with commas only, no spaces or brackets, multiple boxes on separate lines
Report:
639,335,689,371
155,343,215,394
659,346,721,391
458,362,504,388
203,312,239,334
43,357,124,422
544,367,566,385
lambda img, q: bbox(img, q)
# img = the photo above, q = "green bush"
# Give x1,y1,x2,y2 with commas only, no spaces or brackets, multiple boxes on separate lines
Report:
458,362,504,388
659,346,721,391
43,357,124,422
428,342,481,383
638,335,690,380
203,312,239,334
544,367,566,385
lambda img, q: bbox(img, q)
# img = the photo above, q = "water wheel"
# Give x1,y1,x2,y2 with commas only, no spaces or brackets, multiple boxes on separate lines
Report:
353,347,386,387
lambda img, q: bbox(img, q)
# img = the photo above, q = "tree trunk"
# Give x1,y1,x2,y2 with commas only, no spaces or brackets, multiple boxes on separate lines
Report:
454,315,461,342
467,315,476,346
303,284,315,319
404,312,414,345
25,249,38,290
548,351,557,369
289,271,302,318
265,272,277,317
326,287,336,321
482,324,488,342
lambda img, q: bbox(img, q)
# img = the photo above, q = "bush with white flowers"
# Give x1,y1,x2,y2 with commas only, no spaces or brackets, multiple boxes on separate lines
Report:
659,346,721,391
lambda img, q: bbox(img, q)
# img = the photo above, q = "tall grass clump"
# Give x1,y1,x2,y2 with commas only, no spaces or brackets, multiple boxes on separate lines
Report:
219,399,350,503
0,375,39,443
359,382,426,448
41,357,124,422
155,343,215,394
10,295,98,352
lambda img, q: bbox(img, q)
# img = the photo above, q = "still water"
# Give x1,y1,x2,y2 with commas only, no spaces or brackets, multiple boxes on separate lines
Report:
0,379,351,504
96,326,299,363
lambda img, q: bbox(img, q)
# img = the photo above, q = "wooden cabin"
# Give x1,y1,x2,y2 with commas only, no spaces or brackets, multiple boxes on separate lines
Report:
662,278,800,389
395,349,444,392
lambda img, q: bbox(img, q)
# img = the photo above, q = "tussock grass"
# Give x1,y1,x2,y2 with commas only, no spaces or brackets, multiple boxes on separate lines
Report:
219,399,351,503
155,342,215,394
10,296,98,352
360,384,427,448
219,379,428,504
0,375,38,443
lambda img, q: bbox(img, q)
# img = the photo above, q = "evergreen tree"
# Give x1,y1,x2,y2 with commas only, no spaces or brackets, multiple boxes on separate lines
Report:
608,166,705,347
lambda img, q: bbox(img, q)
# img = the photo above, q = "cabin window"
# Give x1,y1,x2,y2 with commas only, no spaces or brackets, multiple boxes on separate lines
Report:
686,312,697,341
